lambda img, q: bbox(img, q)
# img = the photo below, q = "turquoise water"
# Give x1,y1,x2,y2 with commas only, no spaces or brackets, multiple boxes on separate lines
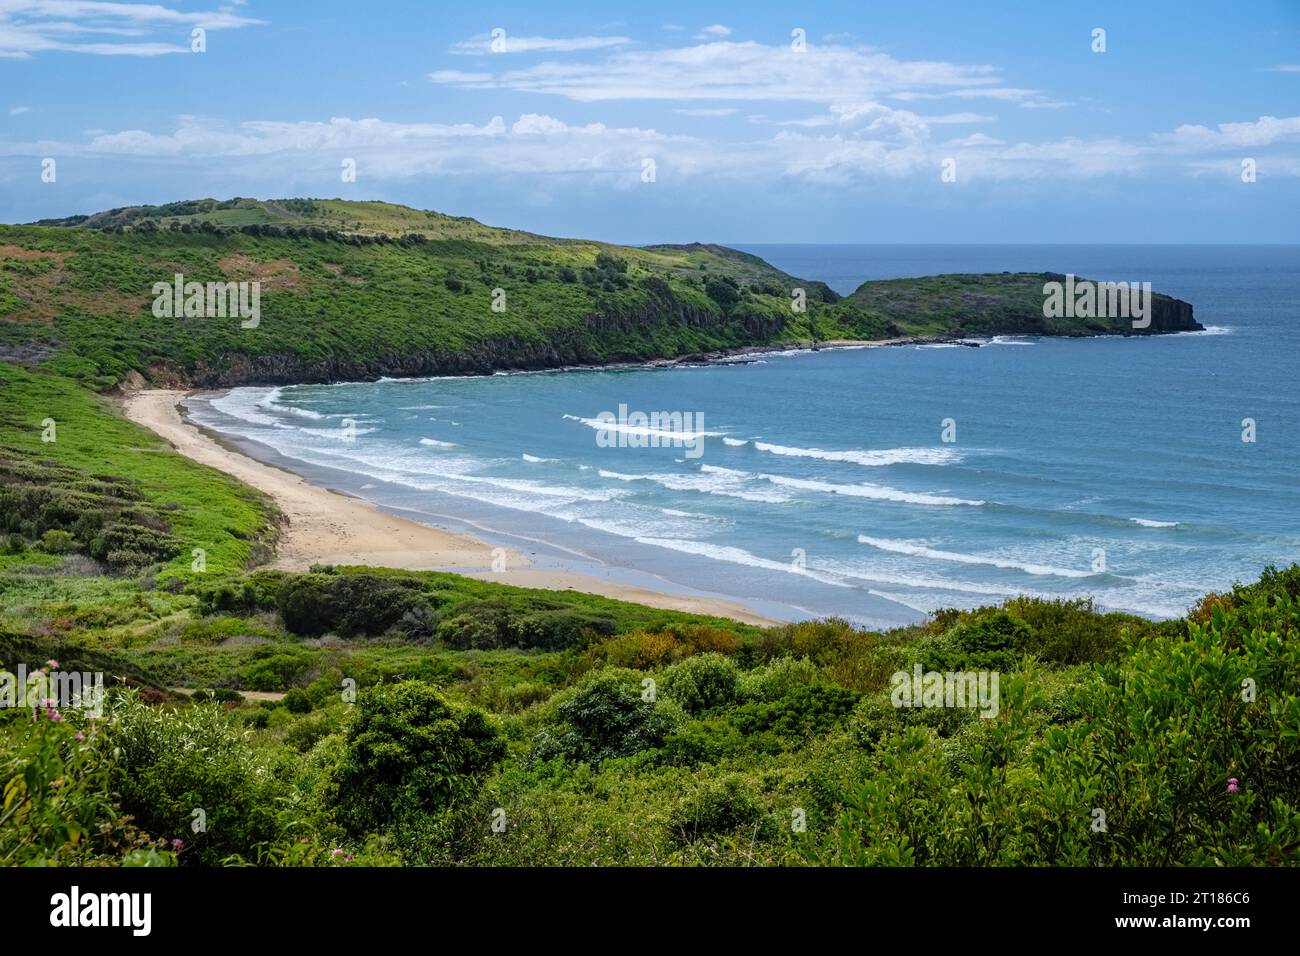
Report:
189,245,1300,628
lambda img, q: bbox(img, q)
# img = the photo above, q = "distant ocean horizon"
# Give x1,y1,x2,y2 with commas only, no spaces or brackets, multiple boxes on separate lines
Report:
188,244,1300,629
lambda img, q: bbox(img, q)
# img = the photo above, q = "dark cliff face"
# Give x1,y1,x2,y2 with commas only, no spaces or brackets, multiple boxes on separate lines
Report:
1146,294,1200,333
164,271,1204,388
184,303,741,387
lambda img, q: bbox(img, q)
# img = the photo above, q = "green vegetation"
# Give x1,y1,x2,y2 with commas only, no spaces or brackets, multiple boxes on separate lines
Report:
5,558,1296,866
0,197,1258,869
2,198,1196,391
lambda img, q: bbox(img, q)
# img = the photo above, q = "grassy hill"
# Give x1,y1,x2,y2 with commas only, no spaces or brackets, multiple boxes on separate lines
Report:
2,198,1198,389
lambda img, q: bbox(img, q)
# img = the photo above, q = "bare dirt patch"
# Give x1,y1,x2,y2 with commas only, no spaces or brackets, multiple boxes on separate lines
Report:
0,244,66,263
219,254,303,292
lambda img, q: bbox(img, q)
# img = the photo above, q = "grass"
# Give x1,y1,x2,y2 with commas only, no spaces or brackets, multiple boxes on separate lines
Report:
0,363,273,578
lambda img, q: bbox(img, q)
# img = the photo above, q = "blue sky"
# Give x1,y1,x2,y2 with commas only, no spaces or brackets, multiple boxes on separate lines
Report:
2,0,1298,242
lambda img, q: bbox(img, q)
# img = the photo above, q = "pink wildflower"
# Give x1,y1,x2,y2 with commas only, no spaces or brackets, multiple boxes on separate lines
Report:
1227,778,1240,793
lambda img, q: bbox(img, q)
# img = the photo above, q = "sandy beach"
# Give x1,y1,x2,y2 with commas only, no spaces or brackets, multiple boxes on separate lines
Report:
119,389,778,626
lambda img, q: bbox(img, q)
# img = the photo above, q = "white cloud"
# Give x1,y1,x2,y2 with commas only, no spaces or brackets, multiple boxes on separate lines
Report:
451,33,631,55
673,107,738,117
7,109,1297,187
0,0,262,58
9,105,31,114
1270,65,1300,73
695,24,731,39
430,39,1010,104
1158,115,1300,151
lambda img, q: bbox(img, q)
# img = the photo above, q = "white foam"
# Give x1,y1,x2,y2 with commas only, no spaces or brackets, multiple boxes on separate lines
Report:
419,437,458,449
746,439,960,468
563,413,723,441
856,535,1094,578
599,468,792,503
758,471,982,507
698,464,981,507
522,453,556,463
1131,517,1178,528
256,387,325,420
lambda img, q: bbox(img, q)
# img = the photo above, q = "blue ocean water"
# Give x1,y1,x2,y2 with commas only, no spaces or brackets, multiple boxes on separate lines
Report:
189,245,1300,628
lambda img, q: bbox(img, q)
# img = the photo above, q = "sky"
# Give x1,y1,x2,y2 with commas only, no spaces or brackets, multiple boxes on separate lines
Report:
1,0,1298,243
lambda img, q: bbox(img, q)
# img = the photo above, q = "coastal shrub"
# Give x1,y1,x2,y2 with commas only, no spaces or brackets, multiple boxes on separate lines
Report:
737,656,820,702
38,529,77,554
239,645,315,691
589,629,682,668
103,691,287,865
661,718,752,767
276,572,433,638
192,571,287,616
437,599,615,651
589,623,740,668
730,685,859,741
1000,597,1137,664
283,688,312,713
87,521,180,571
704,276,740,308
281,708,342,754
1030,594,1300,865
669,776,766,846
919,609,1031,672
0,688,151,866
333,681,505,834
530,669,684,765
660,653,740,714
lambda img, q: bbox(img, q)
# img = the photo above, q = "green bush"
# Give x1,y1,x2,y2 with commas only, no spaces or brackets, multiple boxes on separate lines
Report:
530,669,683,765
283,688,312,713
239,645,315,691
669,776,766,846
737,656,820,702
333,681,505,834
192,571,287,616
730,685,859,741
437,599,615,650
277,573,435,637
660,653,740,714
102,692,287,865
920,609,1031,672
38,529,78,554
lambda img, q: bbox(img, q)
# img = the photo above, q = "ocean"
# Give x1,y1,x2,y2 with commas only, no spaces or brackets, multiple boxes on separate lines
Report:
187,244,1300,629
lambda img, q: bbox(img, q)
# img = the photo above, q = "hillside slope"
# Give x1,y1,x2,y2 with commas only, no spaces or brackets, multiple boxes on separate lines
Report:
2,198,1199,388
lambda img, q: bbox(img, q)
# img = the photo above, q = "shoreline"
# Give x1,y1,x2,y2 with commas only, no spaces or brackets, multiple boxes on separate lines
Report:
118,389,782,627
122,325,1206,391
